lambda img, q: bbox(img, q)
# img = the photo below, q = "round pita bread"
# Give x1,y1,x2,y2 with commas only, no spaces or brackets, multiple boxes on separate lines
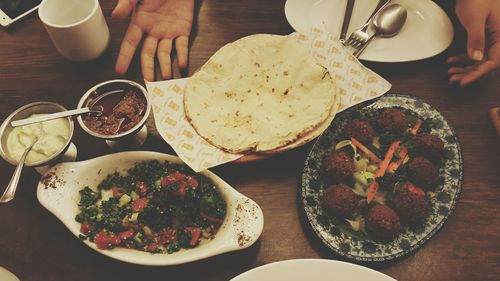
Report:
184,34,338,154
259,94,341,154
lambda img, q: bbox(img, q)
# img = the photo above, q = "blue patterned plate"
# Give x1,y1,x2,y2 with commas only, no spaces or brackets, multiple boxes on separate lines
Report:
300,94,463,262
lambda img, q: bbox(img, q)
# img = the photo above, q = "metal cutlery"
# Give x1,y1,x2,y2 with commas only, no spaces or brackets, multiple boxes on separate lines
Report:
339,0,356,43
353,4,407,58
345,0,391,48
11,107,101,127
0,134,40,203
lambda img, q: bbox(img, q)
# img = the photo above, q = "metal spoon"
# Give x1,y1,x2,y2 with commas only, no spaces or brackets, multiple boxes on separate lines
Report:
10,107,101,128
354,4,407,58
0,137,39,203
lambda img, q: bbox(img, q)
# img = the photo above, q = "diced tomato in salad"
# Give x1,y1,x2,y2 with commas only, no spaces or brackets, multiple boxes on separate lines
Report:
162,172,200,197
185,227,202,246
158,228,177,244
145,242,161,252
117,228,135,240
186,176,198,188
137,181,148,195
161,171,186,187
94,230,121,250
131,198,149,212
80,223,92,234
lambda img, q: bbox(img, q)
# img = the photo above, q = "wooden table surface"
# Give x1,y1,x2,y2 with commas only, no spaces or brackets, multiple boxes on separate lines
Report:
1,1,499,280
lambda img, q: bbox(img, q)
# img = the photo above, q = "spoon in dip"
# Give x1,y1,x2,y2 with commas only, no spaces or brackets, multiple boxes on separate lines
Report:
0,135,40,203
10,107,101,128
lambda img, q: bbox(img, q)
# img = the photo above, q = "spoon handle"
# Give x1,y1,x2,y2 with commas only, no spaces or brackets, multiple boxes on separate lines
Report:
359,0,391,31
354,34,376,58
0,142,34,203
11,107,92,127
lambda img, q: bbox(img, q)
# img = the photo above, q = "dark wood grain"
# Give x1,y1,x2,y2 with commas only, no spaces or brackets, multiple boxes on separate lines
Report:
1,1,499,280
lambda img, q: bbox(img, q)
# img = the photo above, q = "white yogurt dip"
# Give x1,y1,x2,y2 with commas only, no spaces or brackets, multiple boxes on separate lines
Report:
6,114,70,164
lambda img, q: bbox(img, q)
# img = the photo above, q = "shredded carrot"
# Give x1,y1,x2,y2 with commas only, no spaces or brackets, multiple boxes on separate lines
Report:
407,182,425,197
386,147,408,174
350,137,381,163
367,141,401,203
367,180,379,203
410,119,422,136
375,141,400,177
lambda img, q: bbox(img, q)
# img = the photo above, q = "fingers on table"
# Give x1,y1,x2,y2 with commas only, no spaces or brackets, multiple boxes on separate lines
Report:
460,60,498,87
141,36,159,82
175,35,190,69
449,60,498,87
446,54,470,65
158,39,173,80
448,65,474,75
115,24,143,75
464,20,486,61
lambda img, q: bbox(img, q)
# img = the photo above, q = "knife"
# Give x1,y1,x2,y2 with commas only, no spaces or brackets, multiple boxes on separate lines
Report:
339,0,355,43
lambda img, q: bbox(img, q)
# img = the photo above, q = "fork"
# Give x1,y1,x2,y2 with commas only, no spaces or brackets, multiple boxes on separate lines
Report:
344,0,391,49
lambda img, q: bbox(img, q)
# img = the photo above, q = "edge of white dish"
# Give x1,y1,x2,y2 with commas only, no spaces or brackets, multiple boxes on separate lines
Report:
0,267,20,281
231,259,397,281
36,151,264,266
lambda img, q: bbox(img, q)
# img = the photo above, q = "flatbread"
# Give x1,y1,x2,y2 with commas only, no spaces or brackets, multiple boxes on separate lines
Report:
259,93,341,154
184,34,338,154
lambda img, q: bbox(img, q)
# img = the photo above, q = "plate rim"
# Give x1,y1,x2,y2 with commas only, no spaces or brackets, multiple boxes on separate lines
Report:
231,258,397,280
299,93,464,262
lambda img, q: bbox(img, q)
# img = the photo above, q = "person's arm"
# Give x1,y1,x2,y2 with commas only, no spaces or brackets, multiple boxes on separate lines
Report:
112,0,195,81
447,0,500,87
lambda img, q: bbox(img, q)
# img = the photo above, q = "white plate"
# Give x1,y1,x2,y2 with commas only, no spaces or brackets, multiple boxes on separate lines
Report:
231,259,396,281
285,0,454,62
37,151,264,266
0,267,20,281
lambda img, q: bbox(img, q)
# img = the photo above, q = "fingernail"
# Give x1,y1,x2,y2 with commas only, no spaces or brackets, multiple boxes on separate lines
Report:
472,50,483,61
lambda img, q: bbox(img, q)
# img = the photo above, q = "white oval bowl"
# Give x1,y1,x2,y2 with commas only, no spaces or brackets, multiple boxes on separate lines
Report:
37,151,264,266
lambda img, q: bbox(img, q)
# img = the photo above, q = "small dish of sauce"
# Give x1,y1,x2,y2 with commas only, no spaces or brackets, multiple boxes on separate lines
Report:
78,80,150,138
6,114,71,165
83,90,146,135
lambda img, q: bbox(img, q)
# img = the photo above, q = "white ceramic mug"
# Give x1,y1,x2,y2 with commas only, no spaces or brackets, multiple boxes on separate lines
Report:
38,0,110,62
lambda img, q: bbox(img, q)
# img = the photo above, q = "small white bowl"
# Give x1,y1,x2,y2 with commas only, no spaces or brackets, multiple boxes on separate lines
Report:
37,151,264,266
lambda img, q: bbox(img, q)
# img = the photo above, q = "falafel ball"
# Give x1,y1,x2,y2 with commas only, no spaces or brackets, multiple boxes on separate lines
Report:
408,156,439,189
365,204,401,241
393,190,430,225
324,151,355,182
322,184,359,217
378,108,409,135
343,119,375,145
414,133,445,158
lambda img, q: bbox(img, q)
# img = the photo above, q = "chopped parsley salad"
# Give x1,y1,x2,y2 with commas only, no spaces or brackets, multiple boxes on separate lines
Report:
75,160,226,254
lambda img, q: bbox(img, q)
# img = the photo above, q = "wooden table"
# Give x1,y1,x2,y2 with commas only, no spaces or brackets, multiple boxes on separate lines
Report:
1,1,499,280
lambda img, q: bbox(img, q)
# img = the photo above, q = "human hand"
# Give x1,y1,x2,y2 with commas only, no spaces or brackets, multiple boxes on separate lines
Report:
447,0,500,87
112,0,195,81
